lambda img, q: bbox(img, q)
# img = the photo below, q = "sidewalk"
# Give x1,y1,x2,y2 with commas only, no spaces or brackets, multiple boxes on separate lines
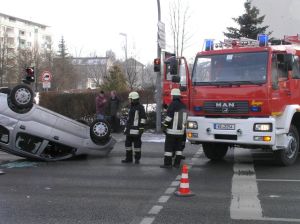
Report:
111,131,165,143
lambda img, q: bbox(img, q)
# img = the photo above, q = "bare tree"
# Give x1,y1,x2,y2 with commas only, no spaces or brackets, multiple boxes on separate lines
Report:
0,29,17,87
169,0,192,57
125,58,139,90
85,53,108,87
142,63,156,91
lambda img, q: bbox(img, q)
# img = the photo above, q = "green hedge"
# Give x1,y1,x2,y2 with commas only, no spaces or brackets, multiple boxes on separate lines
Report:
39,89,156,126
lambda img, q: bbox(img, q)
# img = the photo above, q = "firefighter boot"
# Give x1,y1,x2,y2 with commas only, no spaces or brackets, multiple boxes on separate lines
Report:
134,149,141,164
173,155,183,168
160,156,172,168
122,149,133,163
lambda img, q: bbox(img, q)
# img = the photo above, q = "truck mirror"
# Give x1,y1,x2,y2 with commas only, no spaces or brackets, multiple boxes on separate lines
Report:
172,75,180,83
169,57,178,75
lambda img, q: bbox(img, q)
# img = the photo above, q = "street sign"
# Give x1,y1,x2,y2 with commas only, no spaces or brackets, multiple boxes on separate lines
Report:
43,81,51,89
157,21,166,49
41,71,52,82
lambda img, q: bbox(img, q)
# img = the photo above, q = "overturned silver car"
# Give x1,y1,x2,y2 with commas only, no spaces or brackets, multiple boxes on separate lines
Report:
0,84,116,161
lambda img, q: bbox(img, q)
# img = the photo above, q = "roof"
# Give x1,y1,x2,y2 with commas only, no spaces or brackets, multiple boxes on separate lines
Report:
71,57,109,65
0,12,49,28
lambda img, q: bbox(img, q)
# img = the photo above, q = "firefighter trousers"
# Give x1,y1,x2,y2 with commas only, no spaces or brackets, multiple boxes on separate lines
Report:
124,135,142,162
163,134,184,167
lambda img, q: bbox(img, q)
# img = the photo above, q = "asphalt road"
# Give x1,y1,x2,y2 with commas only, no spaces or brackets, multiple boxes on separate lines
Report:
1,133,300,224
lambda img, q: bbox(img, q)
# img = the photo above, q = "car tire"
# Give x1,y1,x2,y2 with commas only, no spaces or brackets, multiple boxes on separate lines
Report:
90,119,111,144
274,125,299,166
202,143,228,161
10,84,34,109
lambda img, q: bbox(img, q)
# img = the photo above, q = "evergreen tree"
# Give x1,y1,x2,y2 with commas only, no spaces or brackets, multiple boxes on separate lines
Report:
224,0,271,39
57,36,69,59
102,64,127,92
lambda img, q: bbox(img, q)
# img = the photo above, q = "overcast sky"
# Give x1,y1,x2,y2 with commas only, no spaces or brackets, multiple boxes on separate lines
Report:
4,0,296,65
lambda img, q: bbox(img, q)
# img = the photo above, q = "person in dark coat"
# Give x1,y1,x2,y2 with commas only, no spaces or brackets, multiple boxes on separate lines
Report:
161,88,187,168
122,91,147,164
95,90,107,120
109,90,120,132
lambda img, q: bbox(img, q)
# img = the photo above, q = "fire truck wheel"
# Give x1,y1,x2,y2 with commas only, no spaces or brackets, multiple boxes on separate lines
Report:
275,125,299,166
202,143,228,161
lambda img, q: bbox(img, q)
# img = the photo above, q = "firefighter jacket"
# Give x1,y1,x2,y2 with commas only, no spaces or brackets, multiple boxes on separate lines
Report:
162,99,187,135
125,102,147,136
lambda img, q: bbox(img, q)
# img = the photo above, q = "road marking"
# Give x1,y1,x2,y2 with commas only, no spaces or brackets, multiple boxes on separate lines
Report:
170,181,180,186
140,217,155,224
158,195,170,203
139,147,202,224
257,179,300,182
254,217,300,222
230,148,263,220
165,187,176,194
148,205,163,215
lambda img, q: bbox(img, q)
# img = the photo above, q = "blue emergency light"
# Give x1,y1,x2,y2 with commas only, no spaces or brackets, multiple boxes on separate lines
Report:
258,34,268,47
205,39,214,51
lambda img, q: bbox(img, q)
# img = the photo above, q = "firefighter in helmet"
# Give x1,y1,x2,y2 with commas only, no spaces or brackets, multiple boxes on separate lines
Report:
122,91,147,164
161,88,187,168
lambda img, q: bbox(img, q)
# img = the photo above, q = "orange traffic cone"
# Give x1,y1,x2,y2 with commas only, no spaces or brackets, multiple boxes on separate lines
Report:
174,164,194,197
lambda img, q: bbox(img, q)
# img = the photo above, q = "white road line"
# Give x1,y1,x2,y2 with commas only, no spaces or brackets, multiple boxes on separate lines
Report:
139,148,203,224
148,205,163,215
165,187,176,194
170,181,180,186
255,217,300,222
158,195,170,203
140,217,155,224
257,179,300,182
230,148,263,220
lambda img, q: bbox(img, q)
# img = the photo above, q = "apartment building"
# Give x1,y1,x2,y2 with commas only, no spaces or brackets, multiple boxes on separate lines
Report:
0,12,52,52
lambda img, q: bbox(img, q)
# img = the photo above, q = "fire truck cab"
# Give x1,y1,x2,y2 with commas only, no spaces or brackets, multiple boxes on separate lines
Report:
166,34,300,166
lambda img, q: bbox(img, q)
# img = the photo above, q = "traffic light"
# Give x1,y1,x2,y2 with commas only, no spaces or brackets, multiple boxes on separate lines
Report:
154,58,161,72
24,67,35,83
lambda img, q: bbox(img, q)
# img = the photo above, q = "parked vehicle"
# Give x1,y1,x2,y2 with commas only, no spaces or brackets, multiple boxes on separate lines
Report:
0,84,115,161
164,34,300,166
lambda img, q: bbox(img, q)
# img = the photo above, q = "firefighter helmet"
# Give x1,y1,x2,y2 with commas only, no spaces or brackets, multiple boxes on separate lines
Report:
128,91,139,100
171,88,181,96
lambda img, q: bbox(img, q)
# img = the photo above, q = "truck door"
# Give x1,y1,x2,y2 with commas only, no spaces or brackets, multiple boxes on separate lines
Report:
178,57,190,109
270,53,291,113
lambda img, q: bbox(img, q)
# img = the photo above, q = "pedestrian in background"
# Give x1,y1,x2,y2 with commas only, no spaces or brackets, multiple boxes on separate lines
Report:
109,90,120,132
122,91,147,164
161,88,187,168
95,90,107,120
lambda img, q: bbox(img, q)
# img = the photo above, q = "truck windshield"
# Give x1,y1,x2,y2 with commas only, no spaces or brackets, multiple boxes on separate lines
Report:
192,51,268,85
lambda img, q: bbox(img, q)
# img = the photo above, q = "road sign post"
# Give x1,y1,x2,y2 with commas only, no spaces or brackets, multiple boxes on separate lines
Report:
41,71,52,92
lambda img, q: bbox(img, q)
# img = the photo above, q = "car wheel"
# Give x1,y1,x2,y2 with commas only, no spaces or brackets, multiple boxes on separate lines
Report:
90,119,111,144
202,143,228,161
274,125,299,166
10,84,34,109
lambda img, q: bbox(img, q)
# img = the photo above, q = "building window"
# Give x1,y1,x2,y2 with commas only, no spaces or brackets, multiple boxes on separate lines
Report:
19,30,25,36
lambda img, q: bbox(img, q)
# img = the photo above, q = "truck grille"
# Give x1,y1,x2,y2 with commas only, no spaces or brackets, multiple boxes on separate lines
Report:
204,101,249,114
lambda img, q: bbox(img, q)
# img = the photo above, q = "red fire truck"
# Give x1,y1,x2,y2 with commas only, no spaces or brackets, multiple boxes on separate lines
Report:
165,34,300,166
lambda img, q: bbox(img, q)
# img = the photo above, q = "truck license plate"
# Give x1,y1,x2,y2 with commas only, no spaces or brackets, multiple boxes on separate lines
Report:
214,123,235,130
